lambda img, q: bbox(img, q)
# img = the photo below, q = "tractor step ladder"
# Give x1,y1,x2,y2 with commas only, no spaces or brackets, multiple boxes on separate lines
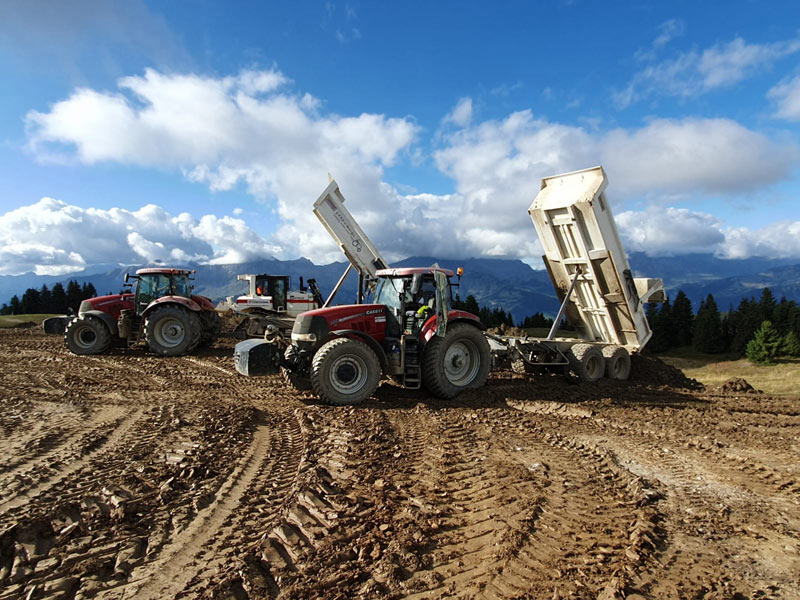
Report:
402,336,422,389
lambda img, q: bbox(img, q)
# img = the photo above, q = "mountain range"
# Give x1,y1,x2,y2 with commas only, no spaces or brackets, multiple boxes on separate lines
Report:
2,253,799,322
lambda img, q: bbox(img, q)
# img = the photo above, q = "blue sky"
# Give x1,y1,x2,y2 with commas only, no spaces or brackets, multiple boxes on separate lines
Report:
1,1,800,275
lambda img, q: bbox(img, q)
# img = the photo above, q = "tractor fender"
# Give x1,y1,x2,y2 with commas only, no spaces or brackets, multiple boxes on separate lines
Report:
190,294,217,311
142,295,202,318
79,310,119,337
420,312,486,343
329,329,388,373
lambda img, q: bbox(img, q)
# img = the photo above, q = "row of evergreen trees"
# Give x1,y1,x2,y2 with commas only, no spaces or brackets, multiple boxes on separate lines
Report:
646,287,800,363
0,281,99,316
452,294,554,330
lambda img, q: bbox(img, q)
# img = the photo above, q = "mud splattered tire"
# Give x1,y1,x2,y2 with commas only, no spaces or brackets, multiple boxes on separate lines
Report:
422,323,491,399
311,338,380,405
144,305,202,356
282,367,312,391
602,345,631,380
64,316,112,355
568,343,605,383
199,311,221,347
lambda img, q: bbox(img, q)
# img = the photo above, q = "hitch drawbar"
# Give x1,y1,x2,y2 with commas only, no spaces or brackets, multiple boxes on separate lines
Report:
234,339,281,376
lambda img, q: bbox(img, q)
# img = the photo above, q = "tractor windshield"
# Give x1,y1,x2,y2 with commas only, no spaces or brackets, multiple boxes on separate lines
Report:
135,273,189,311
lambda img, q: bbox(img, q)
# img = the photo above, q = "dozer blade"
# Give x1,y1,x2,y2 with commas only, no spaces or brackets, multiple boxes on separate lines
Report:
234,339,281,376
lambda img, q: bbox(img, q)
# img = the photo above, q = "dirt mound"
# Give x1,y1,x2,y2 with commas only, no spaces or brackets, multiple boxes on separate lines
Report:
630,353,703,390
717,377,759,394
11,321,36,328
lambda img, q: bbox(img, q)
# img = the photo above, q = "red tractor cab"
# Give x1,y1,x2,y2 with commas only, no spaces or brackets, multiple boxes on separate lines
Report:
65,268,220,357
234,266,491,405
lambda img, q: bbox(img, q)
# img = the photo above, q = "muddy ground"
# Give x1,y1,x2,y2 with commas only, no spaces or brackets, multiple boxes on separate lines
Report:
1,327,798,600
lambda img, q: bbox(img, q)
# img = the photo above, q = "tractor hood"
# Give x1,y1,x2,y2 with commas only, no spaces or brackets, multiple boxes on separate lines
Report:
79,293,134,318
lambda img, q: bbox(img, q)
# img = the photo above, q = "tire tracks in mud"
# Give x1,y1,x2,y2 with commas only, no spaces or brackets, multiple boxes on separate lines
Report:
505,397,800,598
111,409,304,599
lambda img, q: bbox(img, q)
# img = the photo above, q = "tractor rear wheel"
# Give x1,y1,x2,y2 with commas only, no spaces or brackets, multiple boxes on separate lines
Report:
199,310,221,347
422,323,491,399
144,305,202,356
567,343,605,383
64,316,112,355
310,338,380,405
602,345,631,380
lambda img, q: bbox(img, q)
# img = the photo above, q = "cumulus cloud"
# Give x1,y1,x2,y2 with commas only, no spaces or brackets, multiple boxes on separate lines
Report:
616,207,725,255
768,75,800,121
617,33,800,107
0,198,280,276
720,221,800,259
19,67,800,270
26,67,421,264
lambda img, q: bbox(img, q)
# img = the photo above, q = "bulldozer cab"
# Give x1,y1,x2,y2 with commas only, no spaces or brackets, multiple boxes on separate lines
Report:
255,275,289,311
134,272,191,314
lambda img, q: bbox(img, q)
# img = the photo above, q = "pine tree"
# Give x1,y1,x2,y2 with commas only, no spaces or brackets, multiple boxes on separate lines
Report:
671,290,694,347
0,303,9,315
757,288,776,323
81,282,97,300
9,295,20,314
51,283,67,314
693,294,725,353
782,330,800,358
746,320,783,365
66,280,82,312
21,288,41,314
730,298,761,356
39,284,53,313
463,295,480,316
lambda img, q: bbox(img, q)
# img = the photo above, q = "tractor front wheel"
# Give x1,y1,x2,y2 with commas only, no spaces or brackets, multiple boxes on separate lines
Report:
64,316,112,355
310,338,381,405
144,305,202,356
422,323,491,399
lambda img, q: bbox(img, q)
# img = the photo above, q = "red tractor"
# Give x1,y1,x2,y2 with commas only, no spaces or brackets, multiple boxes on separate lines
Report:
234,266,491,405
64,268,220,357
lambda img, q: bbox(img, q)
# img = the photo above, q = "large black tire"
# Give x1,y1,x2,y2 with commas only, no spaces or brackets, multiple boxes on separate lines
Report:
567,343,605,383
422,323,491,399
310,338,381,405
144,305,202,356
64,316,112,355
199,311,221,347
602,345,631,380
282,367,312,391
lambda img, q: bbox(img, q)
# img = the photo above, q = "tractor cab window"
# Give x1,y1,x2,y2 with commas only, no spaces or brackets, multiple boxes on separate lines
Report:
255,276,269,296
135,274,174,310
374,277,403,314
172,276,190,298
270,278,287,310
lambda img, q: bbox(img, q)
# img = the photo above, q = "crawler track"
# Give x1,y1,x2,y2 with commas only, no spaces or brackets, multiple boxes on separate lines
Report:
1,327,798,599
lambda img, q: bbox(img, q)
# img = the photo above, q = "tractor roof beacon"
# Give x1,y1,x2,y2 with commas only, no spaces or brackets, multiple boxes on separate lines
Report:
63,267,220,357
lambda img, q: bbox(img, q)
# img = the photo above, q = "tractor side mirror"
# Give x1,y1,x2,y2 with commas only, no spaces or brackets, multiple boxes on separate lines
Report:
124,273,130,283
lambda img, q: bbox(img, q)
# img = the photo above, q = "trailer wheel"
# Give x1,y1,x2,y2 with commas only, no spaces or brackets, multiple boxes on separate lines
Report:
422,323,491,399
567,343,605,383
311,338,381,405
144,305,202,356
602,345,631,380
64,316,112,355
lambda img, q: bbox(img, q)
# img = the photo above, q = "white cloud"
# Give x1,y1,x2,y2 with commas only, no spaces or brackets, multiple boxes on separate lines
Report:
616,207,725,255
720,221,800,259
443,97,473,127
19,68,800,271
768,75,800,121
617,33,800,107
0,198,280,276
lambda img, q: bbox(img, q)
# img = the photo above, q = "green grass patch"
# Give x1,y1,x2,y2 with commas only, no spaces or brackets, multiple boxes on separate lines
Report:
0,314,61,328
660,346,800,396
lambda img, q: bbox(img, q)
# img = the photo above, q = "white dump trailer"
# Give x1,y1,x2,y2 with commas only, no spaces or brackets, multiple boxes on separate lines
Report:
491,166,665,381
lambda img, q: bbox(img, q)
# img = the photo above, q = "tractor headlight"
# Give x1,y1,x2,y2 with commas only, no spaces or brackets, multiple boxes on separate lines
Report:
291,332,317,343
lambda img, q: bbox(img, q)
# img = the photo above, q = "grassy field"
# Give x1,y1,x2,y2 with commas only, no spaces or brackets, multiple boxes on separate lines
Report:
0,314,60,328
660,347,800,396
